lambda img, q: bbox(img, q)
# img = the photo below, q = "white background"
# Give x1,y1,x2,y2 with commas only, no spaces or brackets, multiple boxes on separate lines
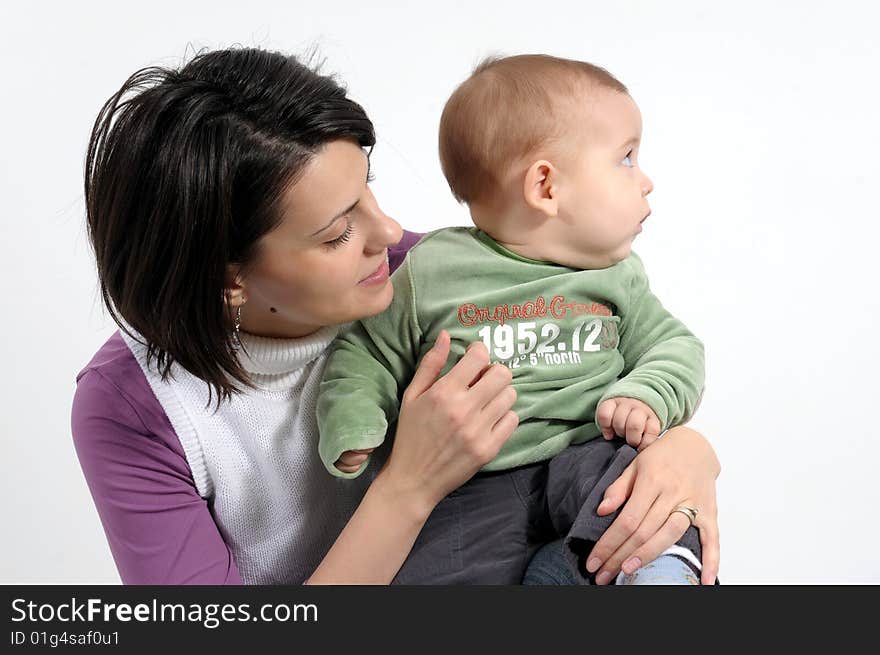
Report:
2,0,878,584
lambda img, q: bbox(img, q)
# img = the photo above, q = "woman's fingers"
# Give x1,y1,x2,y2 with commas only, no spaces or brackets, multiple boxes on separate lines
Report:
617,511,692,579
603,499,720,585
471,374,518,462
410,338,511,416
406,330,451,399
444,341,492,389
596,461,635,516
586,474,658,579
491,408,519,435
468,362,513,408
586,426,721,585
488,410,519,457
610,493,678,576
478,383,517,427
697,508,720,585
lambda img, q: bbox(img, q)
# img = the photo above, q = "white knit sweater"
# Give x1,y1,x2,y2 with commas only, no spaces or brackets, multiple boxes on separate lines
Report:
121,326,376,584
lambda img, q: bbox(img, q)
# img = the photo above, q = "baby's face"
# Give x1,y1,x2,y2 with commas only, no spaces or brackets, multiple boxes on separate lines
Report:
552,89,654,269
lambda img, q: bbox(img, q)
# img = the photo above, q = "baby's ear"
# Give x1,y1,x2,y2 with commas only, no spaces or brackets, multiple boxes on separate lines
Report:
522,159,558,218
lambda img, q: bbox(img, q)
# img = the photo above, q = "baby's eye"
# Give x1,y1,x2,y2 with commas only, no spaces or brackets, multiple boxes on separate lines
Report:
622,151,634,167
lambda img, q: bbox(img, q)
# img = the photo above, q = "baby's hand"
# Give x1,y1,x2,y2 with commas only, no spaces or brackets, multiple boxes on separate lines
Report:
596,398,661,451
334,448,376,474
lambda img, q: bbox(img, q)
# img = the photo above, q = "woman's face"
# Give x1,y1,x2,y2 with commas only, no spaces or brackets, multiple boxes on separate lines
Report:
238,139,403,338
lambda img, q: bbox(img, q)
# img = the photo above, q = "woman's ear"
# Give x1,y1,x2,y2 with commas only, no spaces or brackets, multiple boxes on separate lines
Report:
224,264,248,307
522,159,559,218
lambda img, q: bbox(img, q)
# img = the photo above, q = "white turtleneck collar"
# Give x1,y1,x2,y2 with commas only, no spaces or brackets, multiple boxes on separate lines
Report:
236,325,340,391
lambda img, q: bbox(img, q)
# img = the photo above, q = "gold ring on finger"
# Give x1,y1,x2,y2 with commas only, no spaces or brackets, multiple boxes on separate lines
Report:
670,505,699,526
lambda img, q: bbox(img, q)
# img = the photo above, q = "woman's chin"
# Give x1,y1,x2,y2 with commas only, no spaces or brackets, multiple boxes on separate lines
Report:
355,278,395,320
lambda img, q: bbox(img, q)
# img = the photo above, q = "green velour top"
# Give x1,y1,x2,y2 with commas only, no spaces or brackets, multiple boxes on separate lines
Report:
317,227,704,478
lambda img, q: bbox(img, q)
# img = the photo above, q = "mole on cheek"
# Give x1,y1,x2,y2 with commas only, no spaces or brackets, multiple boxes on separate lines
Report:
270,307,277,313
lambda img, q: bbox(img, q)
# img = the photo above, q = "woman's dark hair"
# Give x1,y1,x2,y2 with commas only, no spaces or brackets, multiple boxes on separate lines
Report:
85,47,375,403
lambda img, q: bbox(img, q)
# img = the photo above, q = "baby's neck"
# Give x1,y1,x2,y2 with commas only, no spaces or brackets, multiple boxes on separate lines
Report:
490,234,553,263
472,210,563,265
475,221,617,272
471,204,611,270
471,204,546,260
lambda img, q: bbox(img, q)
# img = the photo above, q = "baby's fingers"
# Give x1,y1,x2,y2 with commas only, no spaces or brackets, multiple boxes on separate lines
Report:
638,416,662,451
334,449,373,473
611,404,633,440
596,399,617,440
625,410,647,449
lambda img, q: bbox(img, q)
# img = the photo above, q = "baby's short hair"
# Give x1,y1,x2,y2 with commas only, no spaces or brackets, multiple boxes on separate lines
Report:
439,54,627,205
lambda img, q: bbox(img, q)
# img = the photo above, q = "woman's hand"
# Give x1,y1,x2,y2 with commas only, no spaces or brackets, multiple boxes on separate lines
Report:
585,426,721,585
308,331,517,584
379,330,519,518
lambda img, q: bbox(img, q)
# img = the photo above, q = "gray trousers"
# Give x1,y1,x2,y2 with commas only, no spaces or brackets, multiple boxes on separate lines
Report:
392,438,702,585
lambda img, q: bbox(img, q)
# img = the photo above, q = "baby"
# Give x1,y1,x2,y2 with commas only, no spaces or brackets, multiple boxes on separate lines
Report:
317,54,705,584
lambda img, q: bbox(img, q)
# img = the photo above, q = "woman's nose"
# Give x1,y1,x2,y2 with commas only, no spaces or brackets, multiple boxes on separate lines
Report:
364,194,403,253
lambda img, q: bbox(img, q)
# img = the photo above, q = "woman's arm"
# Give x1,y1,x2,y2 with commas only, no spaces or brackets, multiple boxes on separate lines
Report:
306,333,518,584
72,367,241,584
584,426,721,585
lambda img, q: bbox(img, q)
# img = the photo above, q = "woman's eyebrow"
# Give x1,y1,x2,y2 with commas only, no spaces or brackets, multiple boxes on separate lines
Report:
309,199,360,237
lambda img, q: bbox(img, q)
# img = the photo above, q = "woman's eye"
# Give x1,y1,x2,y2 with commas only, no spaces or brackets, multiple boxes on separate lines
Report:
324,220,355,249
622,151,634,167
367,172,376,183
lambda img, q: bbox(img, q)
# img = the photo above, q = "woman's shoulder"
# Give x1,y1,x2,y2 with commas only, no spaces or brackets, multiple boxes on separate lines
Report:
73,331,184,458
77,330,135,384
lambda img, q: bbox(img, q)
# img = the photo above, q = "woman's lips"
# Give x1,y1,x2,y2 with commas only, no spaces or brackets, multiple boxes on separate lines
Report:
359,258,390,286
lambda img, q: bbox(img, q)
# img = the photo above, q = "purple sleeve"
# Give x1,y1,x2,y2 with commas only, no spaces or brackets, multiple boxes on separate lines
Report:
71,353,242,584
389,229,423,274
